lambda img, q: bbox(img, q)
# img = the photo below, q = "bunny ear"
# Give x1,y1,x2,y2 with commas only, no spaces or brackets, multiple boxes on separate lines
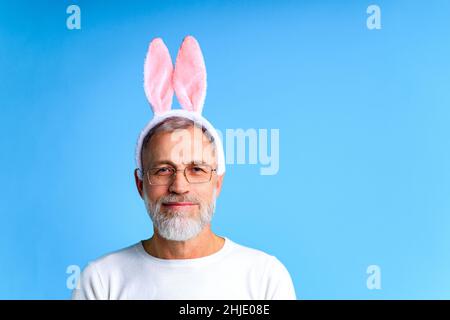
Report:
143,38,174,115
173,36,207,114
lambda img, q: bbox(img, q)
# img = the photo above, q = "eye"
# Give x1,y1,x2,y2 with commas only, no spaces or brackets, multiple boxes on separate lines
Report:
153,167,174,175
190,166,208,174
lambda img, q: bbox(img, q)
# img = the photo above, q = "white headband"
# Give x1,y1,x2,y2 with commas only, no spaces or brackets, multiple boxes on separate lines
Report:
135,36,225,179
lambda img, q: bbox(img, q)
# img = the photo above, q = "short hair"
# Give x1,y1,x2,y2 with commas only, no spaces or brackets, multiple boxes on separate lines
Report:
141,116,216,170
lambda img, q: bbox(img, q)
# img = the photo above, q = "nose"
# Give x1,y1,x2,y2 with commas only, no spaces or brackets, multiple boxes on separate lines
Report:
168,170,190,194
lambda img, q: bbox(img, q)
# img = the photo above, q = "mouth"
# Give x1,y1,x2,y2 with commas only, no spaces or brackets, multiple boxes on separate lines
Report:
162,202,198,208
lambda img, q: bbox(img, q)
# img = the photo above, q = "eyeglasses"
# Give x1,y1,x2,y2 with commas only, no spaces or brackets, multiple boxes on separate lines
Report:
144,164,217,186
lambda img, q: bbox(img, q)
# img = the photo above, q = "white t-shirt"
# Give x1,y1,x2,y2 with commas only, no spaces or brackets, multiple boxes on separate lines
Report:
72,237,296,300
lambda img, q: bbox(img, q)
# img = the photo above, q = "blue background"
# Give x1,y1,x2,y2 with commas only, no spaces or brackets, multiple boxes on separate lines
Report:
1,0,450,299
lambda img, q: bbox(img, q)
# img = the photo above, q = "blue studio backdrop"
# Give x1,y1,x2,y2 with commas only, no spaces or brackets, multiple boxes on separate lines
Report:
1,0,450,299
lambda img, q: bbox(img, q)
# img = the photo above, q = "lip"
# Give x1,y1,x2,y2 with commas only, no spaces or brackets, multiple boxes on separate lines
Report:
163,202,197,207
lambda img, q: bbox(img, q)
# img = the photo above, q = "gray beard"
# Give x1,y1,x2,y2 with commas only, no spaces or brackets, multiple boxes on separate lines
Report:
144,191,216,241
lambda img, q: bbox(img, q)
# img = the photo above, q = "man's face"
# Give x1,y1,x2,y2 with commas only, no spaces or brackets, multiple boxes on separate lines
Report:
136,125,224,241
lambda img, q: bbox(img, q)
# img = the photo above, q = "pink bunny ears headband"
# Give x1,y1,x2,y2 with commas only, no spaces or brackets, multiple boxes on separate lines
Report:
135,36,226,179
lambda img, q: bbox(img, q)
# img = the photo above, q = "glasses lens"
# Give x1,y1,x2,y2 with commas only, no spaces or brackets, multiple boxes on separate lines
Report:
147,167,174,185
185,165,212,183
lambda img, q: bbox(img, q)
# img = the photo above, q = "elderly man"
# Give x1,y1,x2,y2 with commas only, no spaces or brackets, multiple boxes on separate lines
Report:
72,36,296,300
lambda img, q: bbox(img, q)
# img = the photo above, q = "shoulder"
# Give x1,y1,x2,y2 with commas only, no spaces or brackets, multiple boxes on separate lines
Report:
227,239,297,299
227,239,290,274
72,242,142,299
87,242,142,272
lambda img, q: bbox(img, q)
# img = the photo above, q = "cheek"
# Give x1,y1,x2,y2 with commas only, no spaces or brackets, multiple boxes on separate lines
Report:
194,184,216,201
145,185,169,202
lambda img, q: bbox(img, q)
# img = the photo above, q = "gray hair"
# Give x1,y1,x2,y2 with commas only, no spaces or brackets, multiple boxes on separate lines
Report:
141,116,216,170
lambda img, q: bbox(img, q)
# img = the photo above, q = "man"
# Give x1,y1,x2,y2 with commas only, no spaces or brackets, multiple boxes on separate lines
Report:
72,36,296,300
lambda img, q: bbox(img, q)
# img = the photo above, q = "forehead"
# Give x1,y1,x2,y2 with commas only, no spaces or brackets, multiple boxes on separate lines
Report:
143,126,216,167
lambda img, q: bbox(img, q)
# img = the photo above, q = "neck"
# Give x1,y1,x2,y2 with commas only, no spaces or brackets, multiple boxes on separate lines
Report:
143,225,225,259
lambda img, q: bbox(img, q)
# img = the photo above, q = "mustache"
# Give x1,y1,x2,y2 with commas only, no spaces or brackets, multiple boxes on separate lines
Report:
158,194,201,205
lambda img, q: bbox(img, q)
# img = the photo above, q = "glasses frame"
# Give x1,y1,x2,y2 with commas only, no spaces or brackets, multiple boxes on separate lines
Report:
144,164,217,186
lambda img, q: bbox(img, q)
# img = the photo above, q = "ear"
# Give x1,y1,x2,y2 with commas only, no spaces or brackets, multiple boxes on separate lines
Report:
134,168,144,199
173,35,207,114
215,174,225,198
144,38,174,115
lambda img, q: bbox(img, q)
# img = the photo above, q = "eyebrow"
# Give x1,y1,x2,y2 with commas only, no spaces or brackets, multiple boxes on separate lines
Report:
149,160,211,167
